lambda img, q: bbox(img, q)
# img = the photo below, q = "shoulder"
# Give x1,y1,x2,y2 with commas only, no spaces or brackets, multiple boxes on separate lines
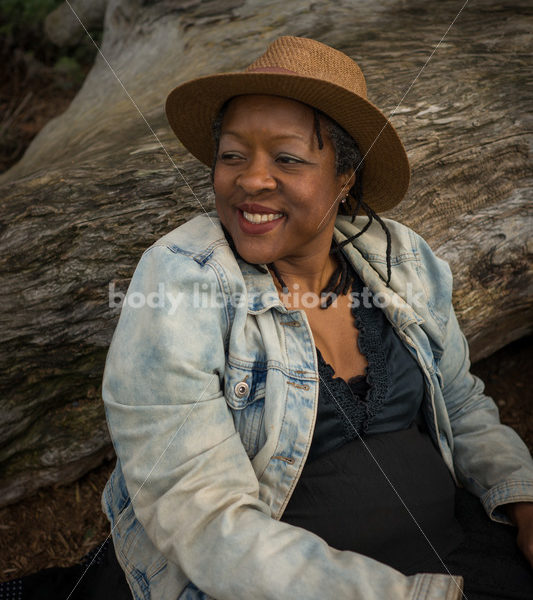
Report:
126,212,246,321
335,214,451,274
335,214,428,260
135,210,243,281
149,210,228,263
335,214,454,335
113,213,235,355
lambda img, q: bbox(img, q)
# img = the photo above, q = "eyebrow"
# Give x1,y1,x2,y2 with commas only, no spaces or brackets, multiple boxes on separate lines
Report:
220,130,307,142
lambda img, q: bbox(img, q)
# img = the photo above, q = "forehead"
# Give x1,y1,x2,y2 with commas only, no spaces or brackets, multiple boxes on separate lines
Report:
221,95,315,133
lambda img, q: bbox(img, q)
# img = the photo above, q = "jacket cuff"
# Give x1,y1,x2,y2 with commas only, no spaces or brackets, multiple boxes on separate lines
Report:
482,480,533,525
413,573,464,600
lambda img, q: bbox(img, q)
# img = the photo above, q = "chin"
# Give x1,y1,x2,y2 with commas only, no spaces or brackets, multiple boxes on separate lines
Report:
222,219,280,265
237,246,276,266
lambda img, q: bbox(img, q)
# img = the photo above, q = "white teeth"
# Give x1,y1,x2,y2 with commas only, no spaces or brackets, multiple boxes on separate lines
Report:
242,211,284,224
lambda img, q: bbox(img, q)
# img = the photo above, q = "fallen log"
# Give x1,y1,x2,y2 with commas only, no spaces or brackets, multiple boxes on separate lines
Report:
0,0,530,506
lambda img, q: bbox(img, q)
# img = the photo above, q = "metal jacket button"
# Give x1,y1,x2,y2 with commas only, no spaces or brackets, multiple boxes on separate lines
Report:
234,381,249,398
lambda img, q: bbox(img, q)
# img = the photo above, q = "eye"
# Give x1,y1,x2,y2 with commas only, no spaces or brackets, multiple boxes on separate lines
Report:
220,152,245,161
276,154,304,165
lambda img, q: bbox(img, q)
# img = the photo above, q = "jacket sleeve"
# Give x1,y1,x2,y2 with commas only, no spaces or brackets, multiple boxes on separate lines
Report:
103,243,464,600
437,291,533,524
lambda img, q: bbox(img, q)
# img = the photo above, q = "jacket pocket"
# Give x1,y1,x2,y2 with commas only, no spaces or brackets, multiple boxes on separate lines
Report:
223,358,267,458
223,358,267,409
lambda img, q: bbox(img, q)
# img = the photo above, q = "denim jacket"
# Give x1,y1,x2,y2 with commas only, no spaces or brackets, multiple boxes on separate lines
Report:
102,211,533,600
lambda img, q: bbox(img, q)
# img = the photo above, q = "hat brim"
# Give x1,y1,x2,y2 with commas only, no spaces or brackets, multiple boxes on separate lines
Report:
165,72,410,213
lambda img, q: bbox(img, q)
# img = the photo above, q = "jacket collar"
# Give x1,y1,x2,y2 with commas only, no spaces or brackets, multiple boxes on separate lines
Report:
168,211,426,328
334,216,425,330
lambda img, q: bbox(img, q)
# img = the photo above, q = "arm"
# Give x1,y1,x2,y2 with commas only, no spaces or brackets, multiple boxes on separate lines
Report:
103,243,463,600
506,502,533,568
438,305,533,524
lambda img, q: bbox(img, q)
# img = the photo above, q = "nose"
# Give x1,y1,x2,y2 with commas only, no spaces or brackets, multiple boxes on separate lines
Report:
236,155,277,195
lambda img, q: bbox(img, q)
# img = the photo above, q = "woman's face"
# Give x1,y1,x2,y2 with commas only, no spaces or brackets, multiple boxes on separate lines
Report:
213,95,350,267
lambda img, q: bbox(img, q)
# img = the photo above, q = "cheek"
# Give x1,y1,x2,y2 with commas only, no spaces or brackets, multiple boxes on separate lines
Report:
298,171,341,210
213,173,233,212
212,167,223,194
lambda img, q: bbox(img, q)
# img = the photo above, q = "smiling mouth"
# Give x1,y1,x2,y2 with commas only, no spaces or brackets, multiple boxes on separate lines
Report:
241,210,284,224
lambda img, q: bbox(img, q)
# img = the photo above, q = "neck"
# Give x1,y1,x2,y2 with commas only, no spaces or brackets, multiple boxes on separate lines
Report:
269,242,338,296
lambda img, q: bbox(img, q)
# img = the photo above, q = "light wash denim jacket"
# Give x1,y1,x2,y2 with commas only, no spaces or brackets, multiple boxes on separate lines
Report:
102,211,533,600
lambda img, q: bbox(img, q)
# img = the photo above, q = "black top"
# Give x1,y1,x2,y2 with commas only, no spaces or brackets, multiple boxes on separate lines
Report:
280,267,464,573
307,268,426,462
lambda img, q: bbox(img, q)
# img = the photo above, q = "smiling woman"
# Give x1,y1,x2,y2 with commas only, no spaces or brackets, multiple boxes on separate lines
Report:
214,95,346,268
101,36,533,600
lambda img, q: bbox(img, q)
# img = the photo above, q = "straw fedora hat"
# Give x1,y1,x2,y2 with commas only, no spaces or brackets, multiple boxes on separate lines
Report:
166,36,410,213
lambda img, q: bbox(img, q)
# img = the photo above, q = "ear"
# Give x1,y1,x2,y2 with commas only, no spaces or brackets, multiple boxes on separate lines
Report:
337,171,356,198
344,172,356,190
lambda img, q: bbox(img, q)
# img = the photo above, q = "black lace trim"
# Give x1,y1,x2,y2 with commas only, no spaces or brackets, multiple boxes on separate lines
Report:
316,347,369,440
350,272,390,431
316,272,390,440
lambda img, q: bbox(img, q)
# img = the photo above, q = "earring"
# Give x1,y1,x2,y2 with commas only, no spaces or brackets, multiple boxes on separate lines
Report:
341,195,348,204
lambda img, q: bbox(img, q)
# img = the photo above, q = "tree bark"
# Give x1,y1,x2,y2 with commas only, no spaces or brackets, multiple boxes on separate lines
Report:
0,0,531,506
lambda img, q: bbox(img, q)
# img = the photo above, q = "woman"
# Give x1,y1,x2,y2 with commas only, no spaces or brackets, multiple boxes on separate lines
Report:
102,36,533,599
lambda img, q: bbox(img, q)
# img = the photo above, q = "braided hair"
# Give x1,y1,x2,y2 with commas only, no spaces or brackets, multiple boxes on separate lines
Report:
211,101,393,308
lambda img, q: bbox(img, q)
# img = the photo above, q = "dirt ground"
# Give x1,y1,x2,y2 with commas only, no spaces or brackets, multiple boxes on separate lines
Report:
0,21,531,585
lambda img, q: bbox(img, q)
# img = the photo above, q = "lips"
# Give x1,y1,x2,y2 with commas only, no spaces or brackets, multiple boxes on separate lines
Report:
236,204,286,235
236,202,285,215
